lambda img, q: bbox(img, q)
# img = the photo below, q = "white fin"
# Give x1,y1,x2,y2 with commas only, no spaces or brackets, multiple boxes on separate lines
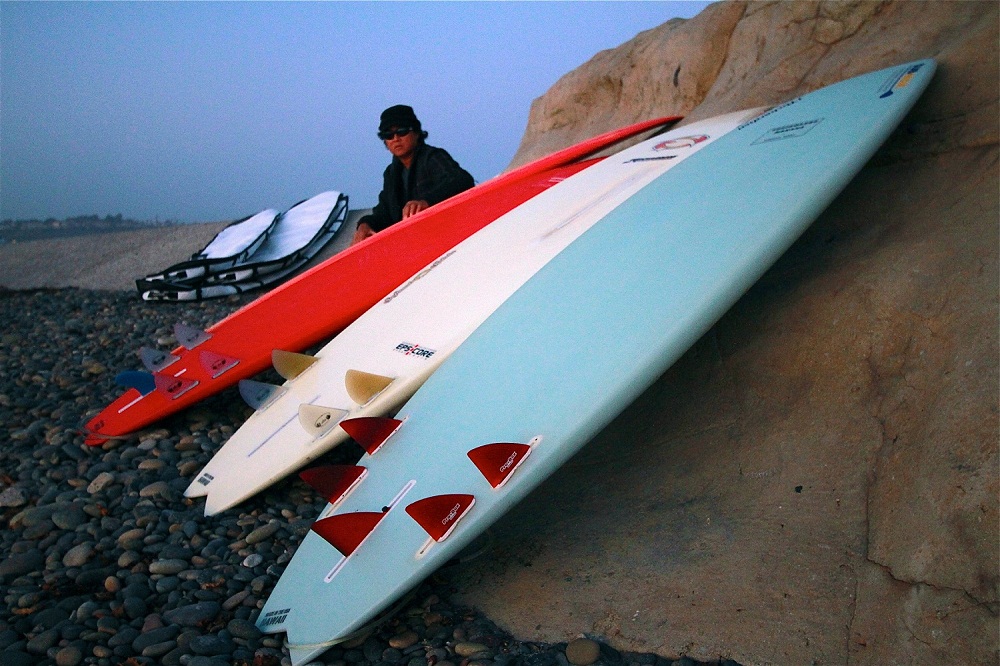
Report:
174,323,211,349
238,379,287,411
298,403,349,439
138,347,179,372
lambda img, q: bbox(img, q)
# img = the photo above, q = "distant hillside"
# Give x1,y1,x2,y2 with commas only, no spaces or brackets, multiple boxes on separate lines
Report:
0,214,176,243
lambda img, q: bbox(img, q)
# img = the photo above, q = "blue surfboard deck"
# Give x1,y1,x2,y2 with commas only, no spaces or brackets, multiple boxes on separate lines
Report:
258,60,935,665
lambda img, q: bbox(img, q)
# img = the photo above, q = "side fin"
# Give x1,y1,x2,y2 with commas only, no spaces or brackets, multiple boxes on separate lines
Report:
311,511,386,556
468,442,532,489
238,379,287,411
272,349,317,381
153,373,199,400
138,347,179,373
344,369,394,405
299,465,367,505
298,404,349,439
174,323,211,349
199,350,239,378
405,494,475,542
339,416,404,455
114,370,156,396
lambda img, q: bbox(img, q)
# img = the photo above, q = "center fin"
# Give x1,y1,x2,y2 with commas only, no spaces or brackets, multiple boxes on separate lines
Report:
199,350,239,378
312,511,386,556
153,373,199,400
298,404,349,439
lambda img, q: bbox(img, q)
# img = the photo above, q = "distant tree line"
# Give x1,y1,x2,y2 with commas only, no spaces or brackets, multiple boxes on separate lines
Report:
0,213,176,242
0,213,174,228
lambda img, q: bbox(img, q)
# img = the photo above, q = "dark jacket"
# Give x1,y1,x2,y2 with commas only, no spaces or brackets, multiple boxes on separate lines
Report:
359,143,474,232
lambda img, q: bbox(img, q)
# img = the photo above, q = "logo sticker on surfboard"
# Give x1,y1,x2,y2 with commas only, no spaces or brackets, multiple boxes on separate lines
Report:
395,342,436,359
625,134,709,163
752,118,824,145
879,62,926,99
654,134,709,150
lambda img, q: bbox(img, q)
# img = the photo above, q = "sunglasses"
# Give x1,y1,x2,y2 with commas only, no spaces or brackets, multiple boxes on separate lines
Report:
378,127,415,140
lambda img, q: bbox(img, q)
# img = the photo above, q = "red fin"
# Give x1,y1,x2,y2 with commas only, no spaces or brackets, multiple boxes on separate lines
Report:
405,494,475,542
468,443,532,489
312,511,386,556
339,416,403,455
153,373,199,400
299,465,367,505
199,350,239,378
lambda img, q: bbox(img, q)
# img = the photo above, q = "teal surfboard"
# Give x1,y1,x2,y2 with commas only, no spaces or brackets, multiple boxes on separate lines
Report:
257,60,936,665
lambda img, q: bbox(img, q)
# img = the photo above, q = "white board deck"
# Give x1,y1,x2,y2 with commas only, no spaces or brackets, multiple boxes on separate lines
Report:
186,109,760,515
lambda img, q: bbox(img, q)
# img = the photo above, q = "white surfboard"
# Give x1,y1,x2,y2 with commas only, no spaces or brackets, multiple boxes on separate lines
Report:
184,109,762,515
254,60,936,666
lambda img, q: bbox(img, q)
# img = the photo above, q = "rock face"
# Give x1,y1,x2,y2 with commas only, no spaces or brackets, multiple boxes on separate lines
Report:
455,2,998,665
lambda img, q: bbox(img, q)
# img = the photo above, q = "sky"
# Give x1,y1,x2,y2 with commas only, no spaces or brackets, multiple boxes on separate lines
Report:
1,1,710,223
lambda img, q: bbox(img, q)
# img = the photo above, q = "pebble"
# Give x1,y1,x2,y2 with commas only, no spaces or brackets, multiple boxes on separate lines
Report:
61,542,94,567
0,487,27,507
566,638,602,665
0,288,738,666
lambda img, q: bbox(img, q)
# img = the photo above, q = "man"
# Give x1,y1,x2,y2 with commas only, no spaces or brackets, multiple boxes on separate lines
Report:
351,105,475,245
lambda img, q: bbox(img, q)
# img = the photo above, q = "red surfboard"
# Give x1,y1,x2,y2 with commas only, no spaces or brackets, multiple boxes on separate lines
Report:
83,116,681,444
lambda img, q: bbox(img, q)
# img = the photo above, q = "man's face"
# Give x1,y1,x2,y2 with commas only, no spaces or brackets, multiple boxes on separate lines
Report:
383,127,418,161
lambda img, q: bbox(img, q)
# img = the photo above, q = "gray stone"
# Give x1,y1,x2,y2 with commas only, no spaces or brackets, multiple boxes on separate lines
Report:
245,522,280,544
132,625,179,652
0,487,27,508
188,633,234,656
54,645,83,666
61,542,94,568
162,601,221,627
87,472,115,494
148,559,188,575
0,549,43,578
227,618,262,640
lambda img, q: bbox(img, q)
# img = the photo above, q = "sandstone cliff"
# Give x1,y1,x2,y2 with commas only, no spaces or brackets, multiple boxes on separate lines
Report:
454,3,999,665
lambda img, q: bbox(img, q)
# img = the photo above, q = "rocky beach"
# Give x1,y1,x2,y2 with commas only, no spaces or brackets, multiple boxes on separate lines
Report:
3,287,731,666
1,2,997,666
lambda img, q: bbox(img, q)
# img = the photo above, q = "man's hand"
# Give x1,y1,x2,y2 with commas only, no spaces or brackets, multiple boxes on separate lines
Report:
401,200,430,219
351,222,376,246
